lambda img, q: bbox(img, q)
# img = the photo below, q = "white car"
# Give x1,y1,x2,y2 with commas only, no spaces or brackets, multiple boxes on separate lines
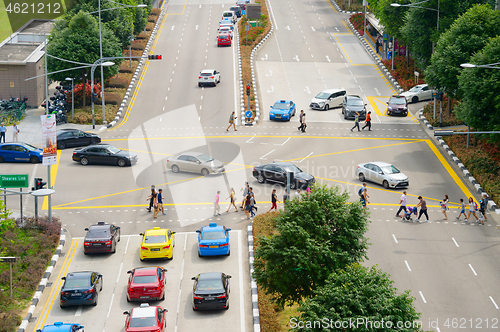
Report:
219,21,233,31
309,88,347,110
356,161,409,189
198,69,220,87
400,84,434,103
218,26,233,38
222,11,236,24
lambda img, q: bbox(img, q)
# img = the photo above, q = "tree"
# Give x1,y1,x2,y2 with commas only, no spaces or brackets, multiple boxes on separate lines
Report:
253,185,370,306
369,0,408,42
294,264,422,332
47,11,122,106
425,4,500,103
455,36,500,140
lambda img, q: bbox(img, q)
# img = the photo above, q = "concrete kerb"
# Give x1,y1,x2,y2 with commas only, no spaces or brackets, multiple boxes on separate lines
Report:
105,6,168,129
248,223,261,332
420,109,500,214
16,229,66,332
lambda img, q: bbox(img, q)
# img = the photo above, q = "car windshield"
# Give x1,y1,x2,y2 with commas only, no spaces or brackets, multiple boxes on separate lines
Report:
347,98,364,106
272,102,290,110
144,235,167,244
65,278,90,288
196,154,213,162
201,72,213,76
87,228,109,238
283,164,302,173
202,231,225,240
23,143,39,151
314,92,330,99
107,146,121,154
381,165,401,174
129,317,157,328
133,275,157,284
196,279,224,291
390,98,406,105
408,86,422,92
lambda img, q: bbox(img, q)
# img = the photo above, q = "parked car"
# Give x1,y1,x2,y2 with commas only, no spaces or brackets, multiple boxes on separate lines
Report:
123,303,167,332
0,142,42,163
196,223,231,257
140,227,175,261
198,69,220,87
166,151,225,176
36,322,84,332
72,144,137,167
192,272,231,311
252,161,315,189
126,266,167,302
386,95,408,116
222,10,236,23
356,161,409,189
400,84,434,103
57,129,101,149
309,88,346,110
230,5,242,17
269,100,296,121
60,271,102,308
341,95,367,120
83,221,121,255
217,33,231,47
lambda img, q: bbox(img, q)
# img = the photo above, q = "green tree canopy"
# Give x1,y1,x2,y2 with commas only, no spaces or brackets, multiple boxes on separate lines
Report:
369,0,408,42
294,264,421,332
253,185,370,307
455,36,500,139
425,4,500,99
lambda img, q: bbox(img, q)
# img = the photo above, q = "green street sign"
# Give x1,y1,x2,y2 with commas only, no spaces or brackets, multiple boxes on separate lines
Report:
0,174,29,188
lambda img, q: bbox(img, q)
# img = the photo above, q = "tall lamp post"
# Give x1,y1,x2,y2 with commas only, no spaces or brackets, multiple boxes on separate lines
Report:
65,77,74,119
91,60,115,129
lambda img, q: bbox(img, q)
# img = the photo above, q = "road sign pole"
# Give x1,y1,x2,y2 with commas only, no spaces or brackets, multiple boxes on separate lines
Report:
48,166,52,222
19,188,22,224
3,188,6,220
34,196,38,221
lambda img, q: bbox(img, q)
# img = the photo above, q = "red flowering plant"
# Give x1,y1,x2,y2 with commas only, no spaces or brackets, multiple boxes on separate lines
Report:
349,13,365,35
66,83,102,107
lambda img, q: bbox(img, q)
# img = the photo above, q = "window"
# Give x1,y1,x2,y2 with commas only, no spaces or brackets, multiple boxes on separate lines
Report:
187,156,198,163
1,145,13,151
86,147,99,153
178,155,189,161
14,146,26,152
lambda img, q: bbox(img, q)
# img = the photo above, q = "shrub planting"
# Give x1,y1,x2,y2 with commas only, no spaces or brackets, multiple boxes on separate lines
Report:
107,78,129,89
67,83,101,108
119,66,134,73
104,92,122,105
349,13,365,35
131,41,145,50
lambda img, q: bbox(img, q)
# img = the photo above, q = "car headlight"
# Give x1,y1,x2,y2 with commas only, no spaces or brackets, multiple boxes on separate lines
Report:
388,106,393,110
318,102,325,106
298,179,306,183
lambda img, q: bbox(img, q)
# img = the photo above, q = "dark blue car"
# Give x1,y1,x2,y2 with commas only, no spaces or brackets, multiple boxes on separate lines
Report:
0,142,42,163
196,223,231,257
36,322,84,332
269,100,296,121
60,271,102,308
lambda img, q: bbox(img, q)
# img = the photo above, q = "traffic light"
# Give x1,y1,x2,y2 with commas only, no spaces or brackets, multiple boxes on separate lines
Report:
33,178,46,190
148,55,162,60
437,92,444,101
246,84,250,96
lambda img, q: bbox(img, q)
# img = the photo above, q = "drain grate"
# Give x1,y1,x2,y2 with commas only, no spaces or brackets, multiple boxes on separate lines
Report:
60,253,66,257
29,316,37,322
46,282,53,287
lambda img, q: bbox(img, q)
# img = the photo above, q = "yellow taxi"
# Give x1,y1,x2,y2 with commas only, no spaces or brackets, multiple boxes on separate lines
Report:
139,227,175,261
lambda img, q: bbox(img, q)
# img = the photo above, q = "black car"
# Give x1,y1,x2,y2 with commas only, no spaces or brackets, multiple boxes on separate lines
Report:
84,221,121,254
192,272,230,311
60,271,102,308
342,95,367,120
252,162,315,189
57,129,101,149
72,144,138,167
230,5,242,17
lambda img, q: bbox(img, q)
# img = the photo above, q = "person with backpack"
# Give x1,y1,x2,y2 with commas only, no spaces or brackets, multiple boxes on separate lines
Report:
467,197,479,222
360,187,369,208
479,193,489,222
396,191,407,218
358,183,368,201
351,112,361,132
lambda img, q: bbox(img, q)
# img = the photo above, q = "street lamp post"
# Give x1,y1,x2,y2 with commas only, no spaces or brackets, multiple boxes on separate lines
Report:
91,60,115,129
65,77,74,119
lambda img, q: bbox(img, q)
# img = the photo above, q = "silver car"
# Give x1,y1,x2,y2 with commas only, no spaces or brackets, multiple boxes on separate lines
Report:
166,152,225,176
356,161,409,189
400,84,434,103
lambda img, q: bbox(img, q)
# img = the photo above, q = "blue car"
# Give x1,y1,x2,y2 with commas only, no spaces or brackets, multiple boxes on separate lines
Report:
36,322,84,332
0,142,42,163
196,223,231,257
269,100,296,121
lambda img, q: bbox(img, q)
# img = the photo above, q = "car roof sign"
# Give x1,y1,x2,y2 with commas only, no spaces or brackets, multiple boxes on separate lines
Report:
209,222,217,227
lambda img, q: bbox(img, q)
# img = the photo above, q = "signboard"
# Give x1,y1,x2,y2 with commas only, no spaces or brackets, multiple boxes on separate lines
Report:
0,174,28,188
0,257,16,263
40,115,57,166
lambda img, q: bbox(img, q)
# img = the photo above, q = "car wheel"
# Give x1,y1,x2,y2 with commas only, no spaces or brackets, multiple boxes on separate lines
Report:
404,112,408,117
90,138,98,145
30,156,39,164
58,142,66,149
80,157,89,166
140,257,144,261
172,165,180,173
167,254,173,260
198,251,201,257
257,174,265,183
290,181,297,190
60,304,65,309
117,159,126,167
358,173,365,182
160,292,165,301
217,44,220,47
383,180,389,189
0,156,4,163
198,83,201,87
224,299,229,310
126,296,131,303
226,250,230,256
344,112,348,119
112,242,116,253
93,294,98,306
192,307,197,311
201,168,209,176
324,104,329,111
411,96,418,103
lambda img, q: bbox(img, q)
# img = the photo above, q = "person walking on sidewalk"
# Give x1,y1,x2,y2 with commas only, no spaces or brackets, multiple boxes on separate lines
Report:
351,112,360,132
396,191,407,218
157,189,165,215
226,188,238,212
467,197,479,222
226,111,237,131
441,194,449,220
213,191,221,216
12,123,20,142
0,123,6,143
456,198,467,221
298,110,304,132
362,111,371,131
415,196,429,222
268,189,280,212
300,113,307,133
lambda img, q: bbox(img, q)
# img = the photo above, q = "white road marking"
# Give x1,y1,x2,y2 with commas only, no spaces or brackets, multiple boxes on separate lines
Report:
165,96,168,101
75,306,82,317
267,0,278,29
261,54,268,60
452,237,459,247
116,262,123,283
233,28,238,125
304,86,311,94
238,230,245,332
246,134,256,143
374,88,381,96
311,26,315,31
195,25,198,30
171,25,175,30
490,296,499,309
260,149,275,160
124,235,131,254
106,293,115,318
274,137,290,146
298,152,313,162
265,70,272,77
392,234,398,243
294,55,300,61
285,25,290,30
419,291,427,303
404,260,411,271
469,264,477,276
326,55,330,62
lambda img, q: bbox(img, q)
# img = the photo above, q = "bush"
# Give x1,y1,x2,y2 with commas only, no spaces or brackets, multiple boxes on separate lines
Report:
148,16,157,23
107,78,129,89
349,13,365,35
151,8,161,16
382,56,424,91
146,22,154,31
131,41,145,50
72,111,94,124
104,92,122,105
67,83,101,108
135,33,148,40
119,66,134,73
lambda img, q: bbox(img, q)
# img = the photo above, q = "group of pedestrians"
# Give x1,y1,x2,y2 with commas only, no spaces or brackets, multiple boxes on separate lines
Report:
146,185,166,218
0,122,20,143
298,110,307,133
351,112,372,132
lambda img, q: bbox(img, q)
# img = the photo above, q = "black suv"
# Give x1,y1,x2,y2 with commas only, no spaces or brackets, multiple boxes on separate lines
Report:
84,222,121,254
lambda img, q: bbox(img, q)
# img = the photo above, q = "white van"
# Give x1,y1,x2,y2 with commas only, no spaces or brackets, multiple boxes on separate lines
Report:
222,11,236,24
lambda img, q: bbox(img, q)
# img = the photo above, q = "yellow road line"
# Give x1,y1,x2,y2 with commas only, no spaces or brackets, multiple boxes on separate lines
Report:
102,135,423,142
326,0,338,12
34,239,79,332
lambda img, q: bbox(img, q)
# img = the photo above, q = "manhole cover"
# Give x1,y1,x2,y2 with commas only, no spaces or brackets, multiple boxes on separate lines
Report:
60,253,66,257
29,317,37,322
46,282,53,287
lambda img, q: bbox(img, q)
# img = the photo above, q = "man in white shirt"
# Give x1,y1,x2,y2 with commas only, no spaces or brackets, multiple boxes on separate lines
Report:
294,189,301,200
13,123,20,142
396,191,407,217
